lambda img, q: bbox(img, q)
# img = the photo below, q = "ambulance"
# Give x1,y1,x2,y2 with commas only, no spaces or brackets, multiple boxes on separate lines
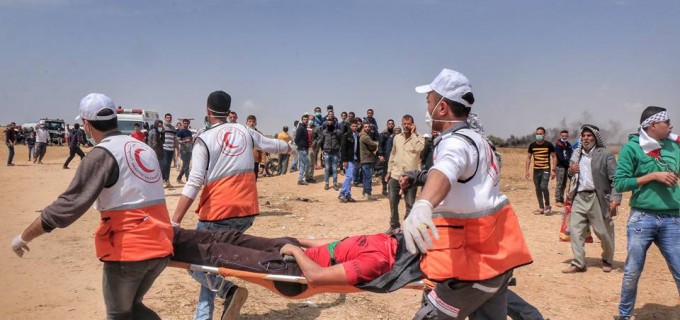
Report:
116,107,160,135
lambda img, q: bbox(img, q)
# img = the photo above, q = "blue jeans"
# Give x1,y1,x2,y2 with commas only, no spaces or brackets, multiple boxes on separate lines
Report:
297,149,309,182
361,163,373,195
178,151,192,181
353,161,361,184
618,209,680,317
323,152,339,185
192,217,255,320
340,161,356,198
161,149,174,182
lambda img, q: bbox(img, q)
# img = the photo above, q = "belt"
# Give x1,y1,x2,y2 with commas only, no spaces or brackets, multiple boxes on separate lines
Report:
578,190,596,194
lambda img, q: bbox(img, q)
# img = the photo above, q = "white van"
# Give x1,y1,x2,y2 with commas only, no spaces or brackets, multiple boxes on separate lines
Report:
116,108,160,135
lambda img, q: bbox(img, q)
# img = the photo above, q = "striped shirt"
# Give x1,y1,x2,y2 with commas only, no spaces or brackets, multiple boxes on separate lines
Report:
163,123,176,151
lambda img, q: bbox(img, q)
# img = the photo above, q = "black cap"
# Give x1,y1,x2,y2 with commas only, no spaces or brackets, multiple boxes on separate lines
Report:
207,91,231,113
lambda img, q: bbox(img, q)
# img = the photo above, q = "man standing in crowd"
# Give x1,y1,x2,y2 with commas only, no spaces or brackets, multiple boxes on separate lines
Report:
402,68,532,319
613,106,679,320
5,122,16,166
554,130,573,207
246,115,263,180
228,111,238,124
525,126,557,214
312,106,324,127
318,116,342,190
306,120,319,182
338,119,360,203
147,120,164,163
131,123,146,141
359,122,378,200
171,91,290,320
378,119,395,196
364,108,379,141
27,131,36,162
161,113,177,188
176,119,193,184
12,93,174,319
339,111,348,134
295,114,310,185
386,115,425,234
277,125,292,175
63,123,86,169
34,123,50,164
562,125,620,274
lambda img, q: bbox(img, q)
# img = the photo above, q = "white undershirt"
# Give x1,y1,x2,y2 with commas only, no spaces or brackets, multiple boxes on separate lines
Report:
577,150,595,191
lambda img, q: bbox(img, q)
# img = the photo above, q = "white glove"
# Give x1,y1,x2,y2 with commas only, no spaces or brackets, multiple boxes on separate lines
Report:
402,200,440,254
11,234,30,257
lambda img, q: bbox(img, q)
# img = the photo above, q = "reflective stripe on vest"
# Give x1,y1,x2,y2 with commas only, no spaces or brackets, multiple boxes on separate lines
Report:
94,135,173,261
420,203,533,281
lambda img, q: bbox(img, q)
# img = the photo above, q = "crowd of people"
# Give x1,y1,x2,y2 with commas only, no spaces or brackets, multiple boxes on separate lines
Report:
6,68,680,320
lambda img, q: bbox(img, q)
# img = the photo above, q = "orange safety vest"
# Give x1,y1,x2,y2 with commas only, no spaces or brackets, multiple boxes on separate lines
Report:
95,203,174,261
93,135,174,261
196,171,259,221
420,201,533,281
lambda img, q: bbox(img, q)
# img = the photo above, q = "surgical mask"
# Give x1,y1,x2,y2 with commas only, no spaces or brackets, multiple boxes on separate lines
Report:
308,120,314,126
560,138,568,142
158,126,163,132
536,134,544,141
315,112,321,117
425,96,463,130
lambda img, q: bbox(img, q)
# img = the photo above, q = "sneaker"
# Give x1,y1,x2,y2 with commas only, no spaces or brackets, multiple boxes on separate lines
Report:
63,166,69,169
307,178,316,183
324,184,330,190
533,208,544,215
602,260,613,273
561,264,587,274
346,197,357,203
221,286,248,320
176,179,183,184
7,163,15,166
613,316,631,320
364,194,377,201
297,180,308,185
164,181,173,188
338,196,348,203
333,184,339,191
353,182,363,187
544,206,552,214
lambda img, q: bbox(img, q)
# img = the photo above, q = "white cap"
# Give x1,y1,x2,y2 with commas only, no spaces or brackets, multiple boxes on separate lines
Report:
415,68,473,108
76,93,117,121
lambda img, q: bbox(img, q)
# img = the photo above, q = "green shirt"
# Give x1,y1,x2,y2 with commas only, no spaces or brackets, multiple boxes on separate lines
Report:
613,134,680,215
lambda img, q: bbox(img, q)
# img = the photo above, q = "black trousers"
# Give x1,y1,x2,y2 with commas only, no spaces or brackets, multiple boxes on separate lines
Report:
63,146,85,167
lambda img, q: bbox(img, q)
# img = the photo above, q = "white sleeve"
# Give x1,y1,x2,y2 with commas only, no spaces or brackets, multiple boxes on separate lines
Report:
430,137,476,187
248,127,289,154
181,138,208,199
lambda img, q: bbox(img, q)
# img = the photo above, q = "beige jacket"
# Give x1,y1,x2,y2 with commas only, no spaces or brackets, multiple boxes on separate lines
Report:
388,133,425,177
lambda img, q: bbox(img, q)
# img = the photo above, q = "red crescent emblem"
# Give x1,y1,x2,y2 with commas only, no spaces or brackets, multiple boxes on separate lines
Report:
134,148,155,173
223,131,239,149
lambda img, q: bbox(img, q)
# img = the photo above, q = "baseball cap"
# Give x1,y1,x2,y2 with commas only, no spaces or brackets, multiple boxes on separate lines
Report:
415,68,473,108
76,93,117,121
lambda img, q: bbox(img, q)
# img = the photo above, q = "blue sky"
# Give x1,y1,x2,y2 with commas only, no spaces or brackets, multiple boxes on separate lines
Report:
1,0,678,140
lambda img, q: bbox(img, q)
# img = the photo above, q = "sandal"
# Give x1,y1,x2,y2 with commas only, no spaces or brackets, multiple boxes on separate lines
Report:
533,208,544,215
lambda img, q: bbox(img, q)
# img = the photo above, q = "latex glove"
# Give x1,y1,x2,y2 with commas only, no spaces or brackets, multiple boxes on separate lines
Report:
403,200,439,254
11,234,30,257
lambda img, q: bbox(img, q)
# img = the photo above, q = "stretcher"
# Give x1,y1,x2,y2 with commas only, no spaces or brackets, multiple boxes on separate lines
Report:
168,260,429,300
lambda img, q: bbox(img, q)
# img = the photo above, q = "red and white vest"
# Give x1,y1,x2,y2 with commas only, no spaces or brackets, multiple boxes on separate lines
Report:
194,123,259,221
93,135,173,262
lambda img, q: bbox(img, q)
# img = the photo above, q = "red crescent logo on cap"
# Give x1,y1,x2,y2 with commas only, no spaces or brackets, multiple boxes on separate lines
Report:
134,148,155,173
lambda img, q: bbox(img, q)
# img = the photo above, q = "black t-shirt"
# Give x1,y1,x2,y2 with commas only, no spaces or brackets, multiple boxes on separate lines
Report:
528,141,555,170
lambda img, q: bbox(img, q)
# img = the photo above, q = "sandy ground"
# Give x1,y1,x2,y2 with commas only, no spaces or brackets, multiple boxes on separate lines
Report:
1,143,679,320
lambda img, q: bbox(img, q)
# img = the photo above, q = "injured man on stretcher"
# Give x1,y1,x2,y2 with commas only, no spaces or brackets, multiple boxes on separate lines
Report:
172,228,546,320
172,227,406,287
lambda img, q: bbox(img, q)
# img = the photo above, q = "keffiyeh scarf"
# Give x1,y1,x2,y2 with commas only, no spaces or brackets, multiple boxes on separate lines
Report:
639,111,670,157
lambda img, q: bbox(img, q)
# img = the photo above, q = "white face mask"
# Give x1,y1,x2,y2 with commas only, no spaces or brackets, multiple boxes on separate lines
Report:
425,96,463,130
